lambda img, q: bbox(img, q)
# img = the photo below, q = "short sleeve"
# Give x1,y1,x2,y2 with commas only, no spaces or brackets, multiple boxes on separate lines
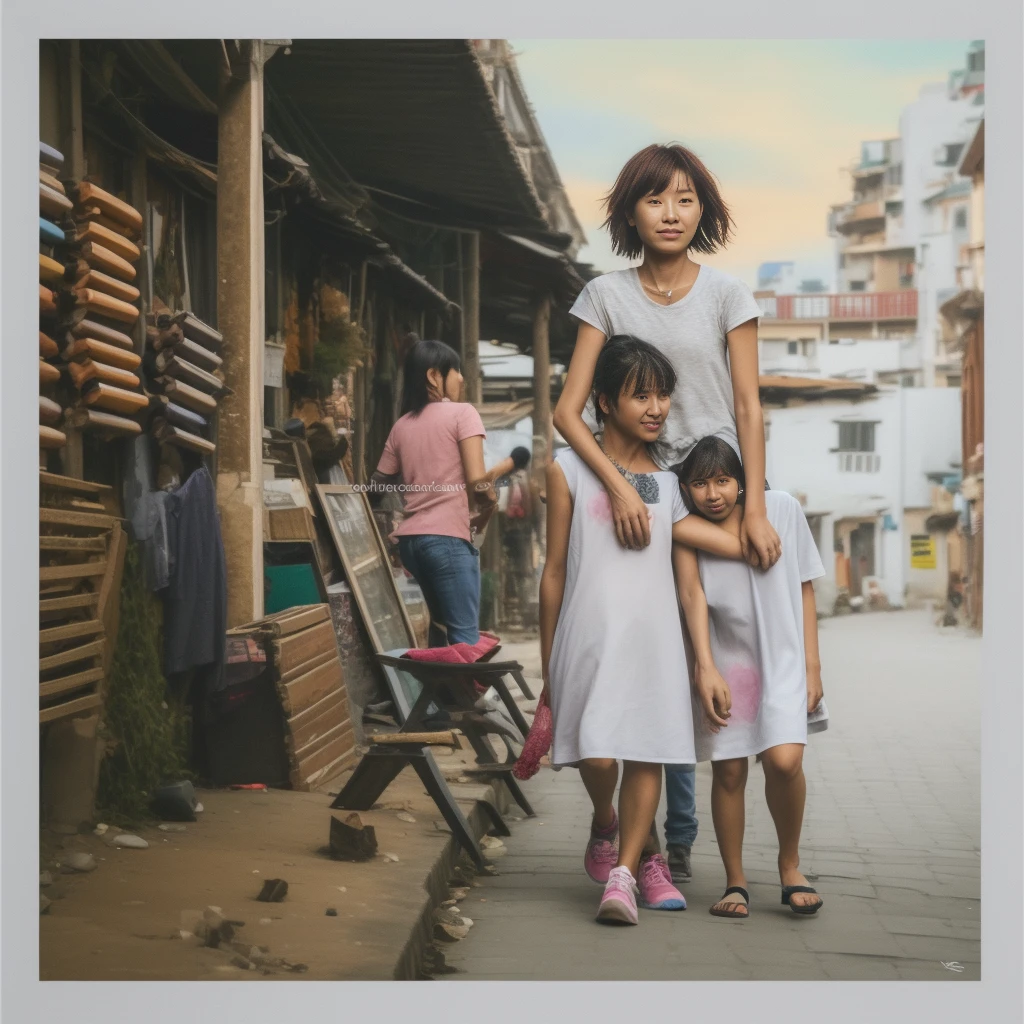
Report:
376,426,400,476
455,403,486,441
553,449,580,501
569,279,611,336
720,276,763,336
792,503,826,582
670,477,689,524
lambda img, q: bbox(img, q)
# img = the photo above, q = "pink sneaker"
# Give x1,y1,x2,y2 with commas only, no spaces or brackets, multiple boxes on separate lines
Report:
596,865,639,925
637,853,686,910
584,811,619,883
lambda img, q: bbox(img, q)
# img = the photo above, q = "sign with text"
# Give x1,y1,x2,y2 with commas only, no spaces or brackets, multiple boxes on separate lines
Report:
910,534,937,570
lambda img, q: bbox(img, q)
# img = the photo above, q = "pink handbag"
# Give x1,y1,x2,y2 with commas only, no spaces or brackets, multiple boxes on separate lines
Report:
512,690,552,780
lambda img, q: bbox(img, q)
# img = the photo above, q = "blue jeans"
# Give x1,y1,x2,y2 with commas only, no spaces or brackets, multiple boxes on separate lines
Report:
664,764,698,847
397,534,481,647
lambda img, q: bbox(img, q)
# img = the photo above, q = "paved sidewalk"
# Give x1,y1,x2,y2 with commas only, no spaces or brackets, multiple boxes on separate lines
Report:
443,611,981,981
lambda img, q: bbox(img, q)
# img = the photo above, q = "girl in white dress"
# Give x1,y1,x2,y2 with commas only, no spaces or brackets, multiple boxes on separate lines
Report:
540,337,744,926
674,436,826,918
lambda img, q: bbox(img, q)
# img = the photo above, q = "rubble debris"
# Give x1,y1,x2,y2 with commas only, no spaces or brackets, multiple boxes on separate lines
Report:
158,824,187,833
40,893,51,915
396,812,416,824
326,907,338,917
61,852,97,873
255,878,289,903
111,834,149,849
328,813,378,862
382,852,400,863
40,871,53,887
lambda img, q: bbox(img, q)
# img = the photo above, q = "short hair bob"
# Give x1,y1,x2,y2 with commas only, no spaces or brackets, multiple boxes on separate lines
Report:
592,334,678,426
676,435,747,513
602,143,734,260
401,339,462,415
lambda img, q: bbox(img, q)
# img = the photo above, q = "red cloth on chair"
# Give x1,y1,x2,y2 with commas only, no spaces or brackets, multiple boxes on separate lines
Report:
402,633,500,694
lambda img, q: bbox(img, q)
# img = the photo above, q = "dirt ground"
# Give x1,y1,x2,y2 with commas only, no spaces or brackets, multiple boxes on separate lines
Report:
38,748,500,981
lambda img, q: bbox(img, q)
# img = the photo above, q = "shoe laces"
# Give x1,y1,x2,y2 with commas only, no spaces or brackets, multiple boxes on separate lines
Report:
640,853,672,886
605,866,637,896
589,837,618,865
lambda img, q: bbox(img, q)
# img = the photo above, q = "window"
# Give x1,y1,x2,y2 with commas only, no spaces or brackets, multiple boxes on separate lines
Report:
787,341,799,355
837,421,876,452
954,207,968,230
850,281,866,292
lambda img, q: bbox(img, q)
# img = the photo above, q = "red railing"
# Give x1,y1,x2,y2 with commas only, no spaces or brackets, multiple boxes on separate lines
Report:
764,291,918,321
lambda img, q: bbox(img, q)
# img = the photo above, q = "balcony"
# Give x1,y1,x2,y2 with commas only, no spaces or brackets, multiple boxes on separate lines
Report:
838,452,881,474
833,199,886,233
758,291,918,322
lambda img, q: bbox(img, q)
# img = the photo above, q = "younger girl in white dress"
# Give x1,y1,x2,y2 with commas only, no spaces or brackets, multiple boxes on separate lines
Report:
540,337,743,926
674,436,826,918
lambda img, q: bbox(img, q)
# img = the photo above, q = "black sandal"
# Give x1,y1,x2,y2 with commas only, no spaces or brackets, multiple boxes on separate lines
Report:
709,886,749,919
781,884,823,915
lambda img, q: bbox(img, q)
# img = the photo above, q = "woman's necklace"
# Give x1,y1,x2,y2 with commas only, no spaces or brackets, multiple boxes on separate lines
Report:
642,262,690,299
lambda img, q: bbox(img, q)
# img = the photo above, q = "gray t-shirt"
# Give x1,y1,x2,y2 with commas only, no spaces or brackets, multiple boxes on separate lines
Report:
569,264,762,469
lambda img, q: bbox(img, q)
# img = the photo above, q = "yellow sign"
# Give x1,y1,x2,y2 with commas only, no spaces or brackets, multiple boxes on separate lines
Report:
910,534,937,570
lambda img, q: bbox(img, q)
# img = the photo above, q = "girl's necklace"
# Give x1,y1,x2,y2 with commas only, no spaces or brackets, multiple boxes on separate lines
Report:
599,437,660,503
642,262,690,299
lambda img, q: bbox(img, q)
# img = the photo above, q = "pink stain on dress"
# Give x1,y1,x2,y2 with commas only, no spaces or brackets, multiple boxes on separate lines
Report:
587,491,613,523
724,664,762,723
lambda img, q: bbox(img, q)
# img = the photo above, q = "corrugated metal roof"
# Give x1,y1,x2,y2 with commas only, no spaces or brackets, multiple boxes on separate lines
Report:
264,40,548,234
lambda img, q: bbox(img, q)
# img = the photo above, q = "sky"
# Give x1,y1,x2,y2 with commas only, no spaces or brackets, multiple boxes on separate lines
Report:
509,39,973,289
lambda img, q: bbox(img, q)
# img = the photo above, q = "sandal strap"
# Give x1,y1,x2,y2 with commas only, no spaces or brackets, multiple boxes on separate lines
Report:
722,886,749,904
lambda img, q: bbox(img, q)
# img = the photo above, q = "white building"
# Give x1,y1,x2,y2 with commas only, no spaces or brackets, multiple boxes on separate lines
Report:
764,381,961,614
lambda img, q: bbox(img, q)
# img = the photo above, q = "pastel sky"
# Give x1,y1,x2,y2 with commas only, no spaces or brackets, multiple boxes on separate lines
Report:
510,39,973,288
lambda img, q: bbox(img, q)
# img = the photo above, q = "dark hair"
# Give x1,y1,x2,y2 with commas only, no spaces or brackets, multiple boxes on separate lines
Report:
401,339,462,415
677,436,746,513
603,144,734,260
593,335,677,425
510,446,531,470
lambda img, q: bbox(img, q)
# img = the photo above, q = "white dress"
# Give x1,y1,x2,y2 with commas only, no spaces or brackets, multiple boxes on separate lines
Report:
693,490,826,762
549,448,696,766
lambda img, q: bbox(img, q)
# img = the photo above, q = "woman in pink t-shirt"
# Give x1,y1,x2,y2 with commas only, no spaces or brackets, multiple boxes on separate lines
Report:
373,340,495,646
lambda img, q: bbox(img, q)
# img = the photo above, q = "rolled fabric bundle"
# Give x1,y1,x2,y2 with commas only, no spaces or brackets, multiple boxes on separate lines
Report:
67,358,141,391
155,376,217,414
40,142,64,171
39,253,65,284
69,316,135,351
72,268,140,304
155,396,208,434
40,425,68,449
40,285,57,316
39,169,65,194
72,287,139,325
39,396,63,425
158,311,222,353
74,182,143,234
153,418,216,455
72,221,140,264
39,217,67,248
156,352,225,395
76,241,136,282
512,689,553,781
81,381,149,415
40,359,61,386
167,334,222,371
40,182,74,219
75,209,141,241
66,406,142,436
64,337,142,371
39,331,60,358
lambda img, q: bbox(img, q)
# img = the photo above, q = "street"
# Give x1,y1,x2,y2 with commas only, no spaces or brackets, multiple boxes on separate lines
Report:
441,610,981,981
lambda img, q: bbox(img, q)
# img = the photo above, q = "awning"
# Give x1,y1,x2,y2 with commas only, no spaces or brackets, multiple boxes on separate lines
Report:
477,399,535,430
263,40,549,235
759,375,878,399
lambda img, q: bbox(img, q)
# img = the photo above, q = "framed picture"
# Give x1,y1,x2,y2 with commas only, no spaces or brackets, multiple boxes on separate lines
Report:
315,484,423,720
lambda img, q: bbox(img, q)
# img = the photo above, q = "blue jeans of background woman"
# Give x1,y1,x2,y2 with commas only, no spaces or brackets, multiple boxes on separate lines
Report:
664,763,698,847
397,534,481,647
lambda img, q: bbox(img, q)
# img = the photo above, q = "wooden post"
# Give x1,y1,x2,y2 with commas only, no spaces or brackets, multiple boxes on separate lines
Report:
531,292,552,482
215,41,267,627
461,232,482,405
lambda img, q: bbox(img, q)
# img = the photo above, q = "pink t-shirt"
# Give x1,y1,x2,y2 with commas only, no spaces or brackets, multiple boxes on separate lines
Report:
376,400,486,543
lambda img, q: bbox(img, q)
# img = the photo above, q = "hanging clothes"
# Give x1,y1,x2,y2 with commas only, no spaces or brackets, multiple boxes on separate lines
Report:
163,466,228,690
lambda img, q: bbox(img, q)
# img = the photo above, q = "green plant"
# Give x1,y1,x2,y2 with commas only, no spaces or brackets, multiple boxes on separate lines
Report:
96,543,191,826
